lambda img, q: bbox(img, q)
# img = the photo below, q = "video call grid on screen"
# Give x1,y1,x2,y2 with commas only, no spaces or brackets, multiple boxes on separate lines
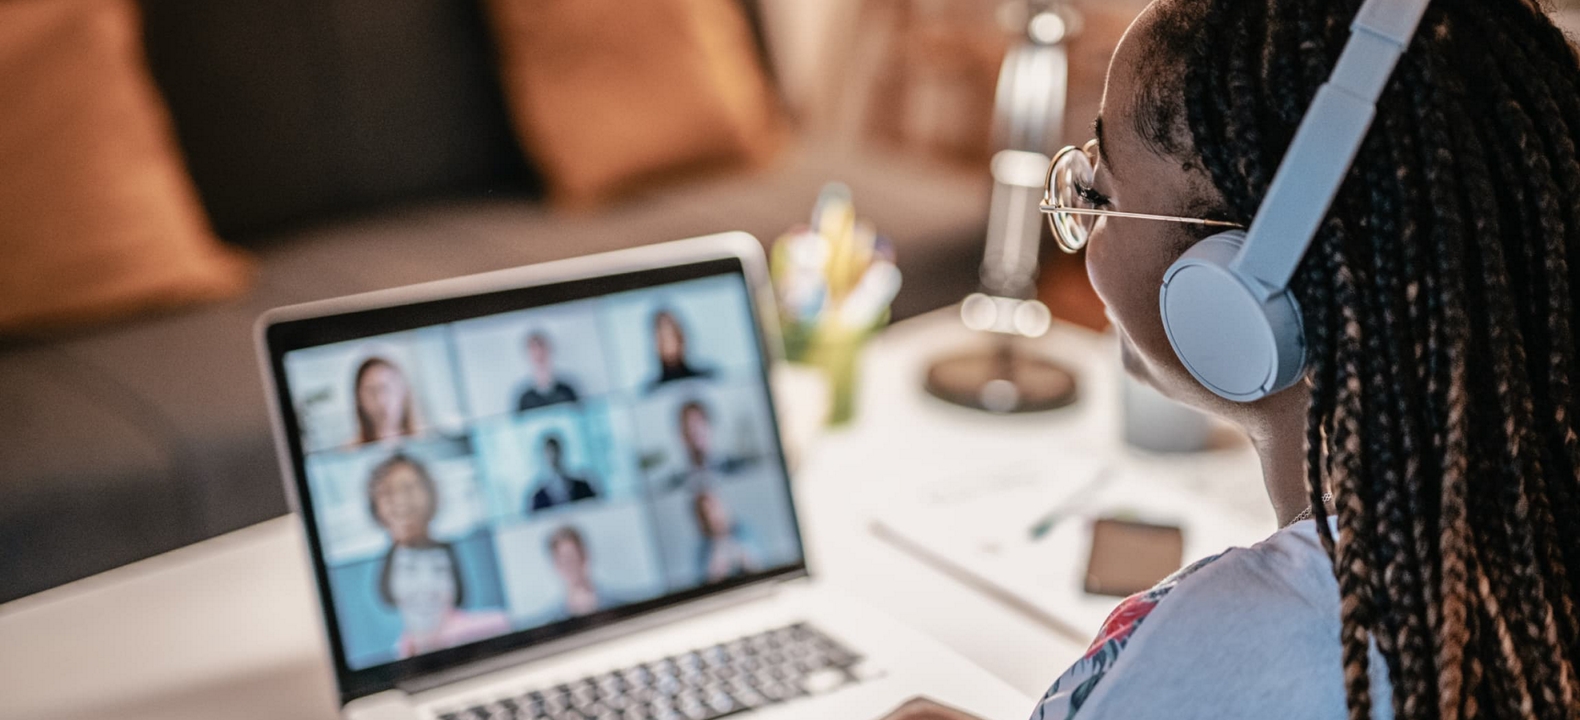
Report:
271,268,805,674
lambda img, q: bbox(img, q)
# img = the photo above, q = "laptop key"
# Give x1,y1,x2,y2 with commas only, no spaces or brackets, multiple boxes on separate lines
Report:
729,688,766,710
755,683,788,702
650,698,680,720
800,668,847,696
705,691,735,713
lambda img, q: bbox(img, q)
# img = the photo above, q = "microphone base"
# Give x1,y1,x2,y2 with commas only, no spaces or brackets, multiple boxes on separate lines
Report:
924,342,1077,414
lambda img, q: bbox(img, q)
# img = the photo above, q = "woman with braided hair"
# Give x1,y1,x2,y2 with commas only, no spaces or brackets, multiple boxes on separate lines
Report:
1029,1,1580,719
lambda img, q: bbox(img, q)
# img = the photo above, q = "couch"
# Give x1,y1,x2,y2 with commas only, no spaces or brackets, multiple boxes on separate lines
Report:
0,0,989,603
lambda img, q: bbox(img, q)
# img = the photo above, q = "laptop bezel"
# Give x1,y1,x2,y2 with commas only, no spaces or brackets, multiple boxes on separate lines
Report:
254,233,811,705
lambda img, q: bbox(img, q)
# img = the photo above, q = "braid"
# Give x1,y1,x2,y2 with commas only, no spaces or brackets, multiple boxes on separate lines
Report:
1359,122,1437,719
1332,260,1378,720
1481,12,1580,667
1471,21,1580,714
1221,6,1270,195
1300,240,1340,557
1141,0,1580,717
1436,66,1506,720
1181,1,1240,213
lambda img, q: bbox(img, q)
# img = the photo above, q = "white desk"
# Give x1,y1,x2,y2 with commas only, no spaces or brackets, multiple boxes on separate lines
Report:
0,309,1268,720
789,310,1269,695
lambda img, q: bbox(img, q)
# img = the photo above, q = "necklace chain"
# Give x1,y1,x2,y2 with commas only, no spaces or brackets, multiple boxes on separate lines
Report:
1286,492,1334,527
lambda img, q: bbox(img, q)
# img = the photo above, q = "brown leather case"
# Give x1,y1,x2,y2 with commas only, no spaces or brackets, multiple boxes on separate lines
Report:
1083,517,1185,597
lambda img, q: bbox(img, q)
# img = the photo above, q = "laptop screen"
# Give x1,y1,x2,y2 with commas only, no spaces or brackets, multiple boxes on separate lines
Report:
263,256,805,699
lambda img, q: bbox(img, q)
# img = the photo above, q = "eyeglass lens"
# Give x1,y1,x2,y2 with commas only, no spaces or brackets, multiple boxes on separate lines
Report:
1046,144,1099,252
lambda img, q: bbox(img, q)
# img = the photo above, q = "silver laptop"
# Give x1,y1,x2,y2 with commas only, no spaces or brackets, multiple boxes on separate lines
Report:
257,232,1029,720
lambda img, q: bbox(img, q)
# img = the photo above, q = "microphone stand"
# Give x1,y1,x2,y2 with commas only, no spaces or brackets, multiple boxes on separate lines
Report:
924,0,1080,413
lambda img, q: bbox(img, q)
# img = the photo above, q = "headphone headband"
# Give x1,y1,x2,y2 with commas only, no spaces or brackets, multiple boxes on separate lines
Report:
1232,0,1432,295
1158,0,1432,402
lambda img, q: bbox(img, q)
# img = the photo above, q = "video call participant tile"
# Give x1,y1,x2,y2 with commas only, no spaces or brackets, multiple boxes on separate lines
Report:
450,300,614,422
469,401,643,521
283,327,467,454
306,437,510,670
647,467,803,591
491,502,667,628
599,277,764,397
631,380,781,495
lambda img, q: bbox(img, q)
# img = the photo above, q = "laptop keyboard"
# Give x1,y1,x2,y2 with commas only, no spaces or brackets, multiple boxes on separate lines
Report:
438,622,864,720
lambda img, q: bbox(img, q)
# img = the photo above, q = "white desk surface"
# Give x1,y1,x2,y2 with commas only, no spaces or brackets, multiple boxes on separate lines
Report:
0,308,1269,720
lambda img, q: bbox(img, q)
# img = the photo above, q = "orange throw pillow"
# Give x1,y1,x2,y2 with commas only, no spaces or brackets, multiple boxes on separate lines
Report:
486,0,785,208
0,0,251,335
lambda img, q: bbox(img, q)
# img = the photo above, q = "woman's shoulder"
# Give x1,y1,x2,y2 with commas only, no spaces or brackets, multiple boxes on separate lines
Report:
1141,518,1345,631
1102,519,1344,648
1181,517,1346,615
1031,520,1364,720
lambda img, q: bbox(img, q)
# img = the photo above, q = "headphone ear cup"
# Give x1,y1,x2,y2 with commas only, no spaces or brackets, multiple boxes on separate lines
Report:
1158,230,1306,402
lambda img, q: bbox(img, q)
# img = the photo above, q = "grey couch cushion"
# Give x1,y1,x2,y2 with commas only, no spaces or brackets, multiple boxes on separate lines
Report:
0,143,986,603
139,0,532,238
418,143,991,319
0,348,189,600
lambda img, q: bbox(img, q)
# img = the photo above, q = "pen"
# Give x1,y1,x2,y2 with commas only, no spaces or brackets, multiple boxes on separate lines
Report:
1027,465,1113,540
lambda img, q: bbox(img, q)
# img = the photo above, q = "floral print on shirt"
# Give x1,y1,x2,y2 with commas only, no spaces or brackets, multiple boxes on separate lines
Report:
1029,550,1233,720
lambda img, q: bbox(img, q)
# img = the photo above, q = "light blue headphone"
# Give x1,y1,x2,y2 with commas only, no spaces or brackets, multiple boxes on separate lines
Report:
1159,0,1431,402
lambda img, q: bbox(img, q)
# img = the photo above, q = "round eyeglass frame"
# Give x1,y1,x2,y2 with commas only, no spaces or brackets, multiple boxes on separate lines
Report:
1039,140,1243,253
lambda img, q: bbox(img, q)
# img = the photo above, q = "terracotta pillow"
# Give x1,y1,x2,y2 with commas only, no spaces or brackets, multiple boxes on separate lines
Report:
485,0,784,208
0,0,251,335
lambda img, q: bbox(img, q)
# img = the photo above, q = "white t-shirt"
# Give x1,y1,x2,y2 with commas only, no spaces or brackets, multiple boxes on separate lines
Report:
1029,518,1394,720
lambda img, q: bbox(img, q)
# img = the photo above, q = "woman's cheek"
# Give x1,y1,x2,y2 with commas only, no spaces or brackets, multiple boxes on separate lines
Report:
1084,225,1150,334
1083,226,1119,308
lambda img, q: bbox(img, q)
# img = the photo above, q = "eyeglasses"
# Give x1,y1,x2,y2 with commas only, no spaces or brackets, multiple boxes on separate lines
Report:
1039,139,1243,253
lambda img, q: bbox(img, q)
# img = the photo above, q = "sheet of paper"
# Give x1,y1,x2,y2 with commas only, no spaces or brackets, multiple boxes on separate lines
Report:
871,453,1273,641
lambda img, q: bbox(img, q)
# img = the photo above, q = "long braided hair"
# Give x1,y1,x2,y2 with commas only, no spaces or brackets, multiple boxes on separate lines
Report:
1138,1,1580,717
